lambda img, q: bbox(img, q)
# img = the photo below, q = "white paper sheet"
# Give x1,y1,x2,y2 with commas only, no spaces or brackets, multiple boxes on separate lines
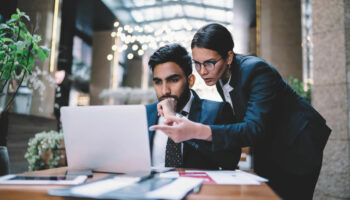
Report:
71,177,140,197
159,170,268,185
146,177,202,200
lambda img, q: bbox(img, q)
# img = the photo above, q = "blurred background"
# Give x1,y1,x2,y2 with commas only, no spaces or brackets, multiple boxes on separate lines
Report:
0,0,348,199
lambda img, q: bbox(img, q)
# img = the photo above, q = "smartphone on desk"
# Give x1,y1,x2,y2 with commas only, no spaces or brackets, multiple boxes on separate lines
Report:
66,169,93,178
0,174,87,185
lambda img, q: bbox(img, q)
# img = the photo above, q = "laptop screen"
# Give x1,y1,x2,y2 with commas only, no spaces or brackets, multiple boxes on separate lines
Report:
60,105,151,173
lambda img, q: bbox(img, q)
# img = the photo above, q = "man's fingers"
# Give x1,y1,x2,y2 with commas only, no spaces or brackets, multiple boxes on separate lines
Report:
157,104,164,117
149,125,172,132
165,115,182,123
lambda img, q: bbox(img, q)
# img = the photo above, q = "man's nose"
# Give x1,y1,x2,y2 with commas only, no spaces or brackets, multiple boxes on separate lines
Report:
162,83,171,95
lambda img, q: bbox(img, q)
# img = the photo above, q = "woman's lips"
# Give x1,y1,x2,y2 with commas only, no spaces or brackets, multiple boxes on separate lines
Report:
204,78,213,83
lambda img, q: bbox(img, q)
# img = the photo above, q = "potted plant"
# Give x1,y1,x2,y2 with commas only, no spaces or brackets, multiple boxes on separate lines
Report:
0,9,50,147
24,130,66,171
287,76,311,104
0,8,50,112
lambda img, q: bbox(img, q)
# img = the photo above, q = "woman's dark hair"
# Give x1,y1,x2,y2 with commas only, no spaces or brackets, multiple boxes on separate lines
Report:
148,43,192,76
191,23,234,59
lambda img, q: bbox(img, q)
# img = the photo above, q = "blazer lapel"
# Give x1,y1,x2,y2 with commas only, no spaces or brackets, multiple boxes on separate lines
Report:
183,90,202,162
216,56,244,121
229,56,244,120
146,103,158,150
188,90,201,123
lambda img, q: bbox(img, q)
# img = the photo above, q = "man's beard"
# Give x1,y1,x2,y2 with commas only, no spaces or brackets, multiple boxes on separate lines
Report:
158,85,191,112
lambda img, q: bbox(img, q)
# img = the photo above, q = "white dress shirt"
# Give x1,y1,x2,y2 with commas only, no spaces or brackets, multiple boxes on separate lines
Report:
219,76,234,113
151,91,194,168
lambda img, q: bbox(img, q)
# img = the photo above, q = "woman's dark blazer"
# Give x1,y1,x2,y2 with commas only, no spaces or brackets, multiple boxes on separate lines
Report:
210,56,331,178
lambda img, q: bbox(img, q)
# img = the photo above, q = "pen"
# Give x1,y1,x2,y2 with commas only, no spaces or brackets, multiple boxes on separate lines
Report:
138,171,157,182
192,183,202,193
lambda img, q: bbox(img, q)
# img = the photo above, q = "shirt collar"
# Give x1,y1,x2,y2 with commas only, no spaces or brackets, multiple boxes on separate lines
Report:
179,90,193,115
219,76,234,92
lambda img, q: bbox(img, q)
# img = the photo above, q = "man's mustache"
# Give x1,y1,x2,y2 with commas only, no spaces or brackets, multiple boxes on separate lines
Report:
158,95,179,102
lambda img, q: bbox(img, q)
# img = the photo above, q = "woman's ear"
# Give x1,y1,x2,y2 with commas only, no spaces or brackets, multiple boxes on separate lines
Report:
227,51,234,65
188,74,196,88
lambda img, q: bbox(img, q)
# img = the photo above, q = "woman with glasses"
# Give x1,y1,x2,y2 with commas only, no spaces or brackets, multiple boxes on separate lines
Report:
151,23,331,199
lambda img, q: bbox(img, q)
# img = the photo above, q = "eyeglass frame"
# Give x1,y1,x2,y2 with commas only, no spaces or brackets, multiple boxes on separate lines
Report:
193,57,223,72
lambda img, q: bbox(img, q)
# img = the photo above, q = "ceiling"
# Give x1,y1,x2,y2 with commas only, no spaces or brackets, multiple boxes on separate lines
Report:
102,0,233,29
101,0,234,51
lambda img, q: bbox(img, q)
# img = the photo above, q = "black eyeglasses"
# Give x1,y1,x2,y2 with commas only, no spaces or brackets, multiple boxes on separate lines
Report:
193,58,223,72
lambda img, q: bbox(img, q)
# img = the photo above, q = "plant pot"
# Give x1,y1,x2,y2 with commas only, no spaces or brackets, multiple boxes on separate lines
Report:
40,139,66,169
0,112,8,146
0,146,10,175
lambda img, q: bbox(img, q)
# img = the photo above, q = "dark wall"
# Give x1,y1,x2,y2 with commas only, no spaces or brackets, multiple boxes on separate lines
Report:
0,0,18,23
55,0,116,120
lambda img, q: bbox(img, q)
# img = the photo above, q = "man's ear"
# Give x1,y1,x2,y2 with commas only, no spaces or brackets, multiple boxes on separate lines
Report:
227,51,234,65
188,74,196,88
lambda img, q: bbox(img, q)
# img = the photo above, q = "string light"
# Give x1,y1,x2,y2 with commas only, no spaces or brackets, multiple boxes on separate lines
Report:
127,53,134,60
132,44,139,51
107,54,113,61
106,21,213,61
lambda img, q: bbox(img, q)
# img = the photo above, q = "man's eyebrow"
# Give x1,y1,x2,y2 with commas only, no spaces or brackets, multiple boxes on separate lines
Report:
152,77,161,81
165,74,182,80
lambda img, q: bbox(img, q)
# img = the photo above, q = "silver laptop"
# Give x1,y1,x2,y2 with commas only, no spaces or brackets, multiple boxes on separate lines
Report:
60,105,151,174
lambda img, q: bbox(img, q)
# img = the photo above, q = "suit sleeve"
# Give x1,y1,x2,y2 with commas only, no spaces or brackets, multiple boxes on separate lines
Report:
215,102,236,125
210,62,281,151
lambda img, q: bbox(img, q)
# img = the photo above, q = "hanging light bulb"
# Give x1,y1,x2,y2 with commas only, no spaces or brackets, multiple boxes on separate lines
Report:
127,53,134,60
112,45,118,51
138,49,144,56
122,44,128,50
132,44,139,51
110,32,117,37
107,54,113,61
114,21,120,27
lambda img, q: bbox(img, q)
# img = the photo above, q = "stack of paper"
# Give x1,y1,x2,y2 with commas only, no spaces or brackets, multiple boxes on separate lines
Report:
48,175,202,200
159,170,268,185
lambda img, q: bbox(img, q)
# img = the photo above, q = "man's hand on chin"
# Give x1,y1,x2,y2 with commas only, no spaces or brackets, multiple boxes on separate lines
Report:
157,98,177,118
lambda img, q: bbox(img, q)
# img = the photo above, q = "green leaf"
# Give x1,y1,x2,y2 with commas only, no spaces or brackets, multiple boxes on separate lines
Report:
11,14,19,20
40,46,50,56
0,24,10,30
1,38,14,43
36,49,48,61
33,35,41,43
6,19,16,25
28,54,34,70
21,13,30,22
15,41,25,51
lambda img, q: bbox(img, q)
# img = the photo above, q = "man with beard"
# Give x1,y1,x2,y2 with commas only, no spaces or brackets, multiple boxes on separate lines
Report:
146,44,241,169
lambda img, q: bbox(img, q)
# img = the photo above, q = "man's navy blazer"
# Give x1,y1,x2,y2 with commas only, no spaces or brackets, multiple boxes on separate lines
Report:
145,90,241,170
210,56,331,177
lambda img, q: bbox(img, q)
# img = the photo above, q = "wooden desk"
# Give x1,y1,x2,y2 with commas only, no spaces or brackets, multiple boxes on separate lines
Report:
0,167,280,200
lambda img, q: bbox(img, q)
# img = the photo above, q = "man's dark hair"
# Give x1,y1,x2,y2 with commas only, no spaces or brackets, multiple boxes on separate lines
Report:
191,23,234,59
148,44,192,76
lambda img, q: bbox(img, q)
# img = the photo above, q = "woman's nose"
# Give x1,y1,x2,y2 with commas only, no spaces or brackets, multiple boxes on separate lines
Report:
200,65,209,75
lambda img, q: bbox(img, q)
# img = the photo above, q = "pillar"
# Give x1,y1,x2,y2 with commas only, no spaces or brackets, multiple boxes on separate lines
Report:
311,0,350,199
260,0,302,80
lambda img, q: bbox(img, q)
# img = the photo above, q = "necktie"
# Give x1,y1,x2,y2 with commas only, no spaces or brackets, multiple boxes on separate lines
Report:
164,110,187,168
180,110,188,117
165,138,183,168
165,110,188,168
